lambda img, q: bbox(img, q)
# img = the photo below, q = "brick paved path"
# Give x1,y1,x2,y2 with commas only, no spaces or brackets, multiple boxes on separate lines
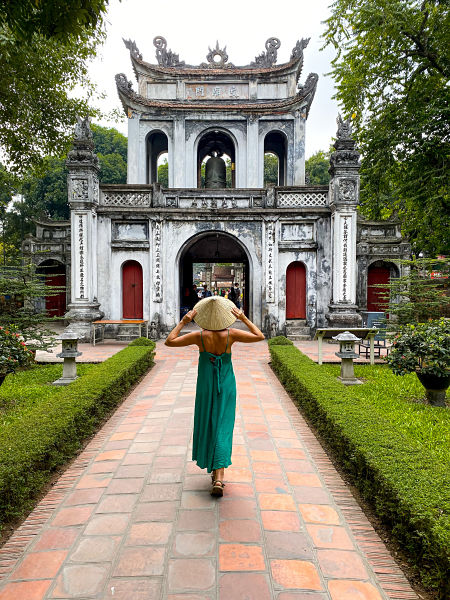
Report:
0,342,418,600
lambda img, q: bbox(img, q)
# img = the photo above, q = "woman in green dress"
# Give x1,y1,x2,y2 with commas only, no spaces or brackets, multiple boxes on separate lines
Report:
165,296,264,496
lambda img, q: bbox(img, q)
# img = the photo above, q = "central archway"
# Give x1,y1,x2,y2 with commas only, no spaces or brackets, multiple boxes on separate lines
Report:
178,231,250,320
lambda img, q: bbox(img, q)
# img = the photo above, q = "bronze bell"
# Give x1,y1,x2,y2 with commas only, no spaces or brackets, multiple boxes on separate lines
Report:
205,151,226,188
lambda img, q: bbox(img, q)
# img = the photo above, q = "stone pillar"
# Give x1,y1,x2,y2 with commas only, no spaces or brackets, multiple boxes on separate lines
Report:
64,117,104,340
247,115,259,187
293,110,306,185
172,115,185,188
326,115,363,328
127,111,141,183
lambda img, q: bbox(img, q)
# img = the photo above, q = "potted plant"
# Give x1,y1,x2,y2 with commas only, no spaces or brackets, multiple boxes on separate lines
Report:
386,318,450,406
0,325,33,386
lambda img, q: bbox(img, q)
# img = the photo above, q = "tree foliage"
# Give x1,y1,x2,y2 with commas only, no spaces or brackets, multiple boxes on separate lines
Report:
264,153,279,186
323,0,450,255
305,151,330,185
381,258,450,325
1,125,127,264
0,1,109,175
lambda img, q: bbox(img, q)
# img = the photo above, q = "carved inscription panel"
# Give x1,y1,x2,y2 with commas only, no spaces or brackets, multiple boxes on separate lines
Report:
281,224,314,242
185,83,249,100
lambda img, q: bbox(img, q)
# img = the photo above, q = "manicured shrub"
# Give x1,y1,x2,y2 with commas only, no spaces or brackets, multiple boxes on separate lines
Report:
0,344,155,528
267,335,294,347
129,337,156,348
269,343,450,597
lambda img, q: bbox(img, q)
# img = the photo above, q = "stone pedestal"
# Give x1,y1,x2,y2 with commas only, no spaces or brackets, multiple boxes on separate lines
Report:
326,303,362,328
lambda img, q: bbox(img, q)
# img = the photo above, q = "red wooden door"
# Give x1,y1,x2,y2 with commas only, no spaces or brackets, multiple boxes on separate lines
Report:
122,261,143,319
45,274,66,317
367,266,390,312
286,262,306,319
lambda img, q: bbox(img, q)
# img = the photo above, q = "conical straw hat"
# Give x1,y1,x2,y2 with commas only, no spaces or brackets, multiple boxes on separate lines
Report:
193,296,237,331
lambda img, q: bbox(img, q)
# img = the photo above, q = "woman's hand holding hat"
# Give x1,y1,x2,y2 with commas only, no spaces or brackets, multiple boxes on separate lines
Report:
231,307,244,321
182,309,197,324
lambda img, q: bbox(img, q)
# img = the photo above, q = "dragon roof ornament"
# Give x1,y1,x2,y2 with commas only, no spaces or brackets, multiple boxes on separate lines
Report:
124,35,311,72
123,38,142,60
291,38,310,61
250,37,281,68
153,36,185,67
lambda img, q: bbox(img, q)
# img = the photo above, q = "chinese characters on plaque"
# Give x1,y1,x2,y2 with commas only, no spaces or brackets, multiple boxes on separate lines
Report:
185,83,248,100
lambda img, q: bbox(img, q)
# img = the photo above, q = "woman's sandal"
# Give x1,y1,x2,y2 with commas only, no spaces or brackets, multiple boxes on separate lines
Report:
211,480,225,497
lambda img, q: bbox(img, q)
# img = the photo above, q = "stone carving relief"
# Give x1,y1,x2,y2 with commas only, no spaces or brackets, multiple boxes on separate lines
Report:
251,37,281,68
339,179,356,203
72,179,88,201
153,36,185,67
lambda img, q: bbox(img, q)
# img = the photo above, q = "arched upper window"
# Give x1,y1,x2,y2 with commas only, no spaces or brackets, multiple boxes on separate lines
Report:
264,131,287,186
197,130,235,188
147,131,168,185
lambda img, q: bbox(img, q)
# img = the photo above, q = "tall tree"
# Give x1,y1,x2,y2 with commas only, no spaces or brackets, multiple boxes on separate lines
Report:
2,125,127,263
323,0,449,255
0,1,109,176
305,151,330,185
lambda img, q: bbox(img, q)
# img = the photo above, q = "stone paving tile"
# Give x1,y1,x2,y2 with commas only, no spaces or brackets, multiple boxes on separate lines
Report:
0,342,418,600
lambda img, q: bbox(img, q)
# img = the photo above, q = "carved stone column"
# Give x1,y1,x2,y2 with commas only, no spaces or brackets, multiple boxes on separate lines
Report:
64,117,103,340
326,115,363,328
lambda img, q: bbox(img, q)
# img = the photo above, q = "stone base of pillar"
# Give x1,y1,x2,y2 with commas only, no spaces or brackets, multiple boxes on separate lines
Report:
64,302,104,342
326,303,362,328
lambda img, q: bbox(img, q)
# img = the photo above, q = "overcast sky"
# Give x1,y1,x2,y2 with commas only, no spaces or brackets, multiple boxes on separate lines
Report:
90,0,340,158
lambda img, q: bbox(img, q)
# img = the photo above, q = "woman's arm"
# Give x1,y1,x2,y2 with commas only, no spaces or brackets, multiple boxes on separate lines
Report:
230,308,265,343
165,310,200,348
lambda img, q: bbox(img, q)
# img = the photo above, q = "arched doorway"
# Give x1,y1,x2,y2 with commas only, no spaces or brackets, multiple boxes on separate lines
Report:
286,261,306,319
178,232,250,319
122,260,143,319
196,130,235,188
264,131,287,185
36,259,66,317
147,130,169,185
367,262,393,313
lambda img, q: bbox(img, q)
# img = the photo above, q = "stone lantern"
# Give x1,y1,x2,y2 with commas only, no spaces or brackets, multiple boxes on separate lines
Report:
53,329,82,386
332,331,362,385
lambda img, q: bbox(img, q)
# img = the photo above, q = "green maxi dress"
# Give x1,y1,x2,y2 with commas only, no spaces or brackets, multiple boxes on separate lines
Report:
192,330,236,473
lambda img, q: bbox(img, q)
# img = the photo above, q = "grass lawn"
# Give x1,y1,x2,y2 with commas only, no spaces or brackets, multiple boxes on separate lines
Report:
269,342,449,597
0,363,96,414
0,344,154,530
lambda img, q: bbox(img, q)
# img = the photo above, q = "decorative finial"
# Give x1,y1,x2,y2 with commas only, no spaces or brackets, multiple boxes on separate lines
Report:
336,114,353,140
123,38,142,60
153,36,185,67
251,37,281,68
202,41,233,69
291,38,310,61
74,116,93,143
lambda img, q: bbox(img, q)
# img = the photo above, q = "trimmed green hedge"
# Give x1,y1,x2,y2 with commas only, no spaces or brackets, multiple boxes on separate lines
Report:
129,337,156,348
0,344,155,527
267,335,294,347
270,344,450,597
